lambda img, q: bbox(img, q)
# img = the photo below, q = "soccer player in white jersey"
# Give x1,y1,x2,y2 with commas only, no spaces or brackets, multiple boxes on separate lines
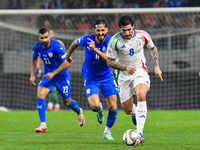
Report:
107,14,163,143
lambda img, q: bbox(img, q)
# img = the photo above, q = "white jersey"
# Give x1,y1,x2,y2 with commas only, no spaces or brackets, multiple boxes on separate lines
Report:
107,29,154,80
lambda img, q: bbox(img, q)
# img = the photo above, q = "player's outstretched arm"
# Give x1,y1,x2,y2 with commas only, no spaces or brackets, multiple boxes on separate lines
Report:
87,38,107,61
107,57,136,75
30,58,37,85
66,39,78,63
150,46,163,81
45,60,70,79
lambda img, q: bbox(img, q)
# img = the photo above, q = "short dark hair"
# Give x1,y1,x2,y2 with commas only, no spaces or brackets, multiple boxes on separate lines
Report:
118,14,134,28
93,19,108,28
38,28,49,34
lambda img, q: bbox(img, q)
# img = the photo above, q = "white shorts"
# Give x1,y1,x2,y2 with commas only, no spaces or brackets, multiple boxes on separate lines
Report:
118,69,150,103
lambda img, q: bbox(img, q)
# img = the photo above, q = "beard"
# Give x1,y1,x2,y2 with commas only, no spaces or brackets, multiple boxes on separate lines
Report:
42,41,49,48
97,34,106,42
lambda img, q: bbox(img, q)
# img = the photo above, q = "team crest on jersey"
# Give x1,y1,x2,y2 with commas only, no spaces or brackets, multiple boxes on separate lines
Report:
48,52,53,57
86,88,90,94
136,40,141,47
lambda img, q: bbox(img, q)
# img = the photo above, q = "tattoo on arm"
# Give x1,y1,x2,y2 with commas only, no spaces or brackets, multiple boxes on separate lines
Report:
150,46,159,66
107,58,125,71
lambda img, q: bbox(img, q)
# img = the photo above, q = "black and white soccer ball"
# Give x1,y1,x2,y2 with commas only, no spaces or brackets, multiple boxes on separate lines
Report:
123,129,141,146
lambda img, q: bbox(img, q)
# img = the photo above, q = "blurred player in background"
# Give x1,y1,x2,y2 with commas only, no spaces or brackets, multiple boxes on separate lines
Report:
36,30,65,111
66,19,119,140
30,28,85,132
107,14,163,143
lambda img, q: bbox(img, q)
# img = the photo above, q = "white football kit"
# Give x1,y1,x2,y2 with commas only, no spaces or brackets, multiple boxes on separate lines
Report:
107,29,154,102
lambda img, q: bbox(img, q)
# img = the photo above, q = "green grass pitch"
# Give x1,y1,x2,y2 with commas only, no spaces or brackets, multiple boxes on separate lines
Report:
0,110,199,150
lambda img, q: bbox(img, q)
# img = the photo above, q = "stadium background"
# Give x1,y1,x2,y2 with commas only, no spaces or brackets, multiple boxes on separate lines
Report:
0,0,199,110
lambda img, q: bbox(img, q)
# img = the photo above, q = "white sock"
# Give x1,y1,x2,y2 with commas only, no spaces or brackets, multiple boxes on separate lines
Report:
41,122,46,126
129,104,137,115
104,126,111,133
136,101,147,134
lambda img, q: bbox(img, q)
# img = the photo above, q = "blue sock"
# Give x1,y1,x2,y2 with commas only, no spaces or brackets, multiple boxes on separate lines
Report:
37,98,46,123
68,99,81,114
106,109,118,128
89,105,101,112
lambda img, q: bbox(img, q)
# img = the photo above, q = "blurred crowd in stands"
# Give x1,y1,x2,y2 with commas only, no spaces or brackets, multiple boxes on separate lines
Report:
7,0,200,9
7,0,200,32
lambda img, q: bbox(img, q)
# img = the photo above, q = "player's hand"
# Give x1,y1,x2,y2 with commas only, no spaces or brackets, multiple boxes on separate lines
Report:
30,75,36,86
67,57,74,64
69,57,74,64
126,66,137,75
45,72,55,79
87,38,96,51
155,66,163,81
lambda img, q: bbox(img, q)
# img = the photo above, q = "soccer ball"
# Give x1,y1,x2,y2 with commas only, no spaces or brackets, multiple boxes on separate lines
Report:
123,129,141,146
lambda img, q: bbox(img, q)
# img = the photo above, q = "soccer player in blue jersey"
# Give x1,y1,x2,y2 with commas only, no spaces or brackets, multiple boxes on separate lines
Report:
66,19,119,140
30,28,85,133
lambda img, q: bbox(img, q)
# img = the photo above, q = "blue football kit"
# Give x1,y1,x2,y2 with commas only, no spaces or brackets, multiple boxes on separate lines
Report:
33,39,82,124
32,39,70,99
77,34,118,129
76,34,119,98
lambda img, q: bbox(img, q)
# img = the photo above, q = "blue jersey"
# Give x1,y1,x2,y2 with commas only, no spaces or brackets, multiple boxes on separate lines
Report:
32,39,69,78
77,34,113,80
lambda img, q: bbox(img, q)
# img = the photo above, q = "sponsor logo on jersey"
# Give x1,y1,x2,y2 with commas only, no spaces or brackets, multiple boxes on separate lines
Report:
120,45,126,48
48,52,53,57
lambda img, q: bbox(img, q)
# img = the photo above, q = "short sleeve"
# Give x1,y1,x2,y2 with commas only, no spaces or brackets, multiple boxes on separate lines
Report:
55,42,67,62
32,43,39,59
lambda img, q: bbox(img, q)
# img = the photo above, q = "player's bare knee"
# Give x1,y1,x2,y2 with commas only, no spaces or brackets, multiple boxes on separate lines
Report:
90,105,99,111
137,93,146,102
124,109,132,115
108,104,117,111
37,92,45,99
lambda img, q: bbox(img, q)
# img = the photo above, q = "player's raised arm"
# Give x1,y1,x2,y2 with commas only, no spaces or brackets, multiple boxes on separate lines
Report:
150,46,163,81
87,38,107,61
66,39,78,63
30,58,37,85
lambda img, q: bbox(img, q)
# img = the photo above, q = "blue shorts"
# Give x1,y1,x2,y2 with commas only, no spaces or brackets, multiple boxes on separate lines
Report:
84,76,119,98
38,76,71,99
